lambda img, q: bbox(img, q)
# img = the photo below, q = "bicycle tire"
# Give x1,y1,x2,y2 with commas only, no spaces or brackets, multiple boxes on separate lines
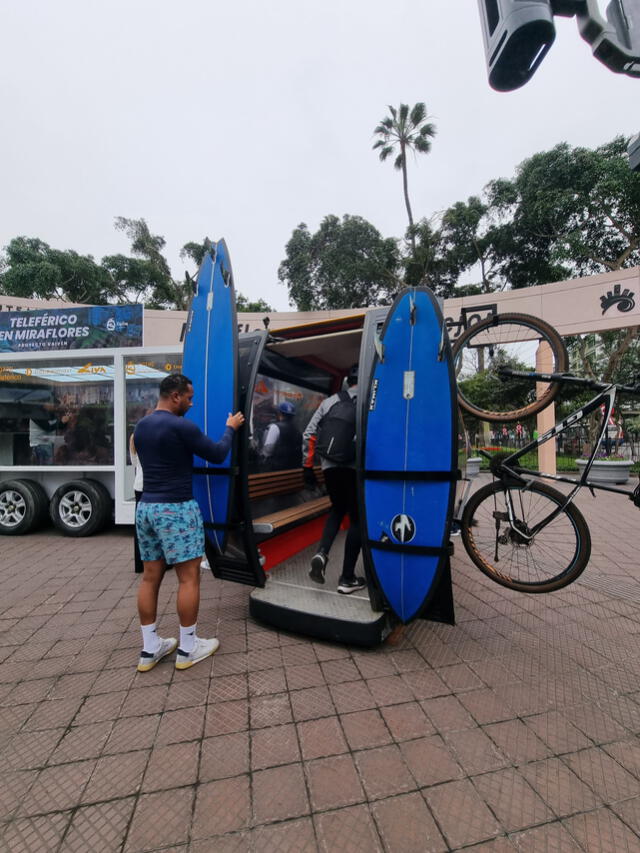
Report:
461,480,591,593
451,313,568,422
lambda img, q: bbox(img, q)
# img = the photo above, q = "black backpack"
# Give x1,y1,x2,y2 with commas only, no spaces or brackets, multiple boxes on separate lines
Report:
316,391,356,464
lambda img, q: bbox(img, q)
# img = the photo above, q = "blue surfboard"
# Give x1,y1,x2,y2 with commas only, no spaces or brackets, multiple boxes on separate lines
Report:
182,239,238,556
360,287,456,623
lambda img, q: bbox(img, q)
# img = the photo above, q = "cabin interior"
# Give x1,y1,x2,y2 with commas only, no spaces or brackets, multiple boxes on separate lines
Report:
208,312,395,646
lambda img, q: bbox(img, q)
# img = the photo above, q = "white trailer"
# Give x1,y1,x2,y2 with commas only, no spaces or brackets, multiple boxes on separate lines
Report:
0,344,182,536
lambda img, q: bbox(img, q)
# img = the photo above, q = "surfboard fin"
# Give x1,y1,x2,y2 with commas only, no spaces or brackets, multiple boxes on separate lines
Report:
437,321,447,362
374,332,385,363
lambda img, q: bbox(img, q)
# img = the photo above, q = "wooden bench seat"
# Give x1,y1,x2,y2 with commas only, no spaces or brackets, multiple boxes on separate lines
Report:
248,466,324,500
248,466,328,534
253,495,331,532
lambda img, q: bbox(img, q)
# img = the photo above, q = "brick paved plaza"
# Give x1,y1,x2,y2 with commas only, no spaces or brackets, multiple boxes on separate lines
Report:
1,479,640,851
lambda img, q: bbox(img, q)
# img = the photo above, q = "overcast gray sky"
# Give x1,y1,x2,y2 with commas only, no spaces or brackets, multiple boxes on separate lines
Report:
1,1,638,310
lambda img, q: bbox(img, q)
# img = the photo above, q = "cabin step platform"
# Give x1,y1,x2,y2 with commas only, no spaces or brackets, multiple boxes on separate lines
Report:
249,538,390,647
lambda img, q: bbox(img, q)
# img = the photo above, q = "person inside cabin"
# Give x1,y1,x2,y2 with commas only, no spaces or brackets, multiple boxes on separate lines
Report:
260,400,303,471
302,364,365,595
133,373,244,672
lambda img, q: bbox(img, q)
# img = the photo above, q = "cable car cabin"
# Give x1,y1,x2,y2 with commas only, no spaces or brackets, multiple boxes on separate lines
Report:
205,309,455,647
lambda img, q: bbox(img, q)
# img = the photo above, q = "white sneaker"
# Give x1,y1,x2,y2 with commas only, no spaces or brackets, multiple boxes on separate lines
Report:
137,637,178,672
175,637,220,670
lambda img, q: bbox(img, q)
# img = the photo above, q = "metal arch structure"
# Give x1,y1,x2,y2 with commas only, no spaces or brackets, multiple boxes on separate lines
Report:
476,1,640,169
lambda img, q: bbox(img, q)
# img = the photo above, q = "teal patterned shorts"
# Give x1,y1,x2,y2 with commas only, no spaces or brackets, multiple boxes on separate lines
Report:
135,500,205,565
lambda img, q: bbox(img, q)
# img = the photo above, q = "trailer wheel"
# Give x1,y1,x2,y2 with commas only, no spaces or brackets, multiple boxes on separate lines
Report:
0,479,47,535
50,480,112,537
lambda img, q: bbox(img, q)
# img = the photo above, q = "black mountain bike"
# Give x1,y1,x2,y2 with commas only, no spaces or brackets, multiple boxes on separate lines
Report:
451,312,640,593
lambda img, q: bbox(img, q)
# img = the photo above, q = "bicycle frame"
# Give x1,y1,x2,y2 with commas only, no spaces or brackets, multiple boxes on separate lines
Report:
485,371,638,538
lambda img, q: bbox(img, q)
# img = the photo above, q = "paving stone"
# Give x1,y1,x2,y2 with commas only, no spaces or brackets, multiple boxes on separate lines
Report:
60,797,135,852
366,675,415,707
252,763,310,824
285,662,326,690
20,759,96,816
306,753,365,811
207,674,248,702
329,681,376,714
314,804,382,853
339,708,393,750
142,740,200,791
421,694,477,733
49,720,113,764
473,767,555,833
444,726,510,775
510,820,583,852
400,734,464,788
0,769,39,821
355,744,416,800
251,817,316,852
562,805,640,852
0,812,71,852
3,728,64,770
520,756,603,818
82,749,148,803
562,747,639,805
204,699,249,736
249,692,293,729
371,792,447,852
424,779,502,849
290,686,336,722
251,723,301,770
200,731,250,781
484,719,552,765
102,714,161,754
248,666,287,696
125,787,194,851
297,715,348,760
155,705,205,745
523,710,593,755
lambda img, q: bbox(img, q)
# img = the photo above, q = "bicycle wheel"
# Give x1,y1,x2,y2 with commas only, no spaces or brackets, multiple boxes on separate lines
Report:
452,313,568,422
461,480,591,593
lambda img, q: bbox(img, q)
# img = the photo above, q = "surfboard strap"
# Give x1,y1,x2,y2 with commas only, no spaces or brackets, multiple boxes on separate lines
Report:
368,539,454,557
193,466,239,476
363,470,460,482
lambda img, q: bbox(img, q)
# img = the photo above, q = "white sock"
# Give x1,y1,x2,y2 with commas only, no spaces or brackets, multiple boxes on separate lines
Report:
179,623,197,653
141,623,160,654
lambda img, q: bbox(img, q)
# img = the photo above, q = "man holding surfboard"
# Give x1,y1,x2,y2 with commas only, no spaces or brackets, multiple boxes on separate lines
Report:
302,364,366,594
133,373,244,672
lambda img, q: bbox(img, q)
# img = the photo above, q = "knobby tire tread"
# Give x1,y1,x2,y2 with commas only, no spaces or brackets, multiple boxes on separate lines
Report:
461,480,591,593
452,313,568,423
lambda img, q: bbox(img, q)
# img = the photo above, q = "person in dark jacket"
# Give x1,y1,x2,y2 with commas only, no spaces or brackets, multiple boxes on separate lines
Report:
261,401,303,470
301,365,365,594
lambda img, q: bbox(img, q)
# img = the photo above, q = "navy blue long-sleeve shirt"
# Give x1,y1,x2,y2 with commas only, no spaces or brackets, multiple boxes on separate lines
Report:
134,410,233,503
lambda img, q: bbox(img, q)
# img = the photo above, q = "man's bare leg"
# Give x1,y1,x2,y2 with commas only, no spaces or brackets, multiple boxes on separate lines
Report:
174,557,202,627
174,556,220,669
136,559,177,671
138,559,166,624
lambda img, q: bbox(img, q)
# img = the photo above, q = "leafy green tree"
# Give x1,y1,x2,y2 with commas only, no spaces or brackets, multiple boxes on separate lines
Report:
107,217,194,310
0,236,120,303
236,294,273,312
278,215,400,310
403,218,458,295
485,136,640,286
373,103,437,252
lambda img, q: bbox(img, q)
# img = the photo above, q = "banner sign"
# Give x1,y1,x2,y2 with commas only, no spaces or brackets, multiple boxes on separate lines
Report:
0,305,143,353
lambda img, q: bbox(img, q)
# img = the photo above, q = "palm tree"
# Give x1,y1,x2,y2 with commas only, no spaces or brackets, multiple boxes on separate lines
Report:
373,103,437,251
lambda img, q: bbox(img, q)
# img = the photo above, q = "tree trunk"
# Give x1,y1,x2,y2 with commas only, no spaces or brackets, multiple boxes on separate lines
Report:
400,143,415,252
